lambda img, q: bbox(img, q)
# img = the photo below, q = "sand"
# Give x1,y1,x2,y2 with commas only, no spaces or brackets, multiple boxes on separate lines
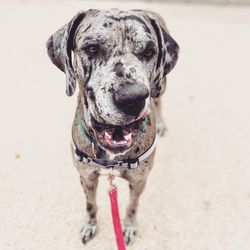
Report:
0,1,250,249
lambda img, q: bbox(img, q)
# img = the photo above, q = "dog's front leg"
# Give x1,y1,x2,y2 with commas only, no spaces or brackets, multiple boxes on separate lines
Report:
123,178,147,245
79,171,99,244
154,97,167,136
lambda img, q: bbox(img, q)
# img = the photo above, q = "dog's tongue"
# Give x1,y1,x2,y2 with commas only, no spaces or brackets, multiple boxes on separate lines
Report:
104,127,132,146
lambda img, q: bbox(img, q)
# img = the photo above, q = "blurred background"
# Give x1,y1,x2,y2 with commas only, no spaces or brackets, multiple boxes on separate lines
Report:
92,0,250,3
0,0,250,250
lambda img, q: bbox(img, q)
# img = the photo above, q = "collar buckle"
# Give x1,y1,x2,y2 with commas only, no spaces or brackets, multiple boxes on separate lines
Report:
129,160,139,169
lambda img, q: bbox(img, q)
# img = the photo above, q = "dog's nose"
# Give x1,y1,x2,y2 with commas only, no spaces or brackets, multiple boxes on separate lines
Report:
113,82,149,116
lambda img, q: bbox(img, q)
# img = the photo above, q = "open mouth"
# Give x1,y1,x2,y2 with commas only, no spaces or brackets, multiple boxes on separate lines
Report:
91,115,146,152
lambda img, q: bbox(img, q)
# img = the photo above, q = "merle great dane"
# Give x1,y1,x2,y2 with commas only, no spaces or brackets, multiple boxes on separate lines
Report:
46,9,179,245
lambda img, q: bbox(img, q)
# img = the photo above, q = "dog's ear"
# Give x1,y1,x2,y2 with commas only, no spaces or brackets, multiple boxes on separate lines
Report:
46,11,86,96
143,11,179,98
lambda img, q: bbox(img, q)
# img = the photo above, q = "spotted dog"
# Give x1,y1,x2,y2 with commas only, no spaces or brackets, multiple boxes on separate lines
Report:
46,9,179,245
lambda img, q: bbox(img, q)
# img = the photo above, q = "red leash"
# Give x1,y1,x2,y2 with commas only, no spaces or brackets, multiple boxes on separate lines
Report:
108,174,126,250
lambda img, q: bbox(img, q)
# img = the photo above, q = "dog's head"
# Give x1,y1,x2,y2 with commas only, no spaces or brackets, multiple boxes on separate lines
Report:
47,9,179,153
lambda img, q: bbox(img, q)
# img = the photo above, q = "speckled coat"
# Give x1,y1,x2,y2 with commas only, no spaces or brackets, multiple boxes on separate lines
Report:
46,9,179,245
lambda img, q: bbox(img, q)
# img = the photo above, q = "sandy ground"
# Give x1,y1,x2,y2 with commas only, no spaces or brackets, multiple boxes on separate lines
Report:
0,1,250,250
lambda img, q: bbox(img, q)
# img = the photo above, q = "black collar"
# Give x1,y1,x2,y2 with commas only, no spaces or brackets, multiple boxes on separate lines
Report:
72,137,156,169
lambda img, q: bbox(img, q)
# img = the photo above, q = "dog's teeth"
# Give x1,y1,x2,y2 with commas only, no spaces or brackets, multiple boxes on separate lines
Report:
104,131,112,140
124,133,132,141
113,140,127,145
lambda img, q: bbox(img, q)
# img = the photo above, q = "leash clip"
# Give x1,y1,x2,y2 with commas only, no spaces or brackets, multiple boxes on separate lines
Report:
107,169,115,187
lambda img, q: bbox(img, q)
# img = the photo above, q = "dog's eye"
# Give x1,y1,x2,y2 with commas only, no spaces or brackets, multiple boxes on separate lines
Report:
86,45,99,55
143,48,155,59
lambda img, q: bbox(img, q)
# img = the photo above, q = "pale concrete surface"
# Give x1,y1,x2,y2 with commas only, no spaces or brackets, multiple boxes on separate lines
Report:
0,1,250,250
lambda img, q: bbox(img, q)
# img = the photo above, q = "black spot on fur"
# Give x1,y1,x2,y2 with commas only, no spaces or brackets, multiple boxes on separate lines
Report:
83,95,88,109
90,213,96,219
135,147,140,153
101,87,106,93
114,62,125,77
103,21,113,28
67,85,74,96
130,67,136,73
129,184,133,190
84,24,92,33
87,203,93,212
83,66,87,75
107,15,119,21
85,65,92,85
126,72,131,78
86,87,95,101
87,185,94,191
147,117,152,126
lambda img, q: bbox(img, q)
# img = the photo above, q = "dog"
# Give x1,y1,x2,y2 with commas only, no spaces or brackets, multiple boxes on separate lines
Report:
46,9,179,245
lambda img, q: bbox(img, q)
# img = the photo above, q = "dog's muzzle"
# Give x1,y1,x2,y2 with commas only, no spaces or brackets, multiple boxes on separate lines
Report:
113,82,149,117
